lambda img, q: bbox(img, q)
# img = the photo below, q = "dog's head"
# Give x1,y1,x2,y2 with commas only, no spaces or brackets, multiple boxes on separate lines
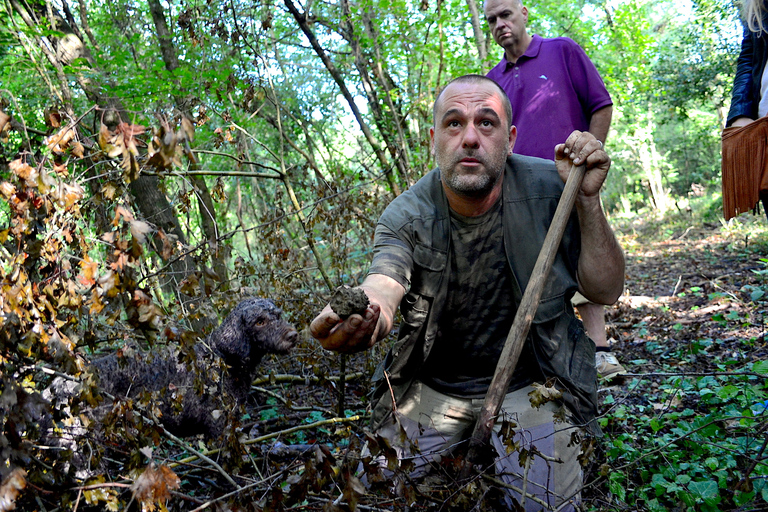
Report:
211,298,298,373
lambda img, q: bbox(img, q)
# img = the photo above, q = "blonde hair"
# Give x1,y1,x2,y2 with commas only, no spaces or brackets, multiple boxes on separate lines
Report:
744,0,768,33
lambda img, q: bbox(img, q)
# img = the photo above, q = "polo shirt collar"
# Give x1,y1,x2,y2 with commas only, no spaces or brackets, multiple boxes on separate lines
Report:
502,34,542,69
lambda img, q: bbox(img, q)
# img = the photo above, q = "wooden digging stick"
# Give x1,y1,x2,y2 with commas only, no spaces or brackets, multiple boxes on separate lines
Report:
459,162,587,480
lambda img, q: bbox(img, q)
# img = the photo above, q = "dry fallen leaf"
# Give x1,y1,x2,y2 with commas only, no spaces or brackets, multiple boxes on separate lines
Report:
130,463,180,504
528,380,563,409
0,467,27,512
129,219,153,244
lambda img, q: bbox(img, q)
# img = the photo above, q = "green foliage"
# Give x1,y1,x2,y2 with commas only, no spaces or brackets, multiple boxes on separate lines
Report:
598,363,768,511
0,0,765,508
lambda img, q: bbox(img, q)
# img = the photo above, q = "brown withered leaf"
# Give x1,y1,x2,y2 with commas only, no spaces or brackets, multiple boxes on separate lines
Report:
98,124,124,159
98,270,119,298
45,127,76,154
71,141,85,158
78,256,98,287
108,134,125,159
116,121,146,145
114,205,135,224
528,380,563,409
101,181,118,200
0,467,27,512
0,182,16,200
129,220,152,244
342,474,366,511
130,463,180,504
37,168,55,194
110,251,129,271
0,110,10,135
9,159,38,186
98,123,110,150
155,229,178,260
101,231,117,244
122,151,141,183
180,117,195,142
53,162,68,176
179,271,200,296
146,125,181,171
52,182,84,209
44,108,61,128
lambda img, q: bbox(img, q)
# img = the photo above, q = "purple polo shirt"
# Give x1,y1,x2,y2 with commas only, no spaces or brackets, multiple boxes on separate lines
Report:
487,35,612,161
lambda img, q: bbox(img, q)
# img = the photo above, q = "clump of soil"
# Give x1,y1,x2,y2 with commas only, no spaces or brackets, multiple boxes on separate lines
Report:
329,286,369,319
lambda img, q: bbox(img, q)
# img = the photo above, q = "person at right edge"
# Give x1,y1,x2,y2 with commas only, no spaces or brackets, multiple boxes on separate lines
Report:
722,0,768,222
483,0,626,381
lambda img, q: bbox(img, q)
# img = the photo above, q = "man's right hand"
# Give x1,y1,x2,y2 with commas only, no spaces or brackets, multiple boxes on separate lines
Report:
310,274,406,353
310,303,382,353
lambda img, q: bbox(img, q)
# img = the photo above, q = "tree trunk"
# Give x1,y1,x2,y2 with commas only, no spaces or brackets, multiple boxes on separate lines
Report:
465,0,489,67
147,0,229,289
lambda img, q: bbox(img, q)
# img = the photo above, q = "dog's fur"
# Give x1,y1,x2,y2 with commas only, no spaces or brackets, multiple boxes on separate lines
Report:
92,298,298,438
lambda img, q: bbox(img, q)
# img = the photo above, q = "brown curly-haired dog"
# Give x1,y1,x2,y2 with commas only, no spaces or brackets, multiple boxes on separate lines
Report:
93,298,298,438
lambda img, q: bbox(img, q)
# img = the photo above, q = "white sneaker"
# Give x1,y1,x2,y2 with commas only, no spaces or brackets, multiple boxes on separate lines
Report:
595,351,627,381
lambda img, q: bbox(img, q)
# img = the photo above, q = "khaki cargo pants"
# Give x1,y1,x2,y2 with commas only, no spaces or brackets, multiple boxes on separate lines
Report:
373,381,583,511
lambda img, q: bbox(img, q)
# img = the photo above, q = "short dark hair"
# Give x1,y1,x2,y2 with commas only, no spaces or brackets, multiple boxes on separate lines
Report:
432,74,513,130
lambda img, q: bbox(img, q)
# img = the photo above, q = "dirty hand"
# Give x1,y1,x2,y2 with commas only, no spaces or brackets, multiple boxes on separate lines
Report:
309,303,381,353
554,130,611,200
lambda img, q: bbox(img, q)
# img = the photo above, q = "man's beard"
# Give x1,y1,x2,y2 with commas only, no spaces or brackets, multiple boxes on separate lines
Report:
438,148,507,197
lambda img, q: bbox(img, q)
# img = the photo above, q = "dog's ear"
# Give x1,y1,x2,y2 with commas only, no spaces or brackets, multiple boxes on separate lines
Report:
210,304,251,367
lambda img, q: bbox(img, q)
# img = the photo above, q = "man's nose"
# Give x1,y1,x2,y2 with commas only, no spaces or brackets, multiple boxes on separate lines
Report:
462,125,480,148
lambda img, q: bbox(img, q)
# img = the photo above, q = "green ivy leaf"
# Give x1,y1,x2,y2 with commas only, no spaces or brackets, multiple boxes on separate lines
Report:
716,385,739,400
688,480,720,506
609,472,626,501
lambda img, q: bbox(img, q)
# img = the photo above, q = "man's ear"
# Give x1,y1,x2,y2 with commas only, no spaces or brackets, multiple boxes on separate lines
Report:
429,126,436,156
522,6,528,23
508,125,517,155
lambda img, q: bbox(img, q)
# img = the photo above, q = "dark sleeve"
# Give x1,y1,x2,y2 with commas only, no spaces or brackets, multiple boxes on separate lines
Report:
727,25,758,126
367,223,413,290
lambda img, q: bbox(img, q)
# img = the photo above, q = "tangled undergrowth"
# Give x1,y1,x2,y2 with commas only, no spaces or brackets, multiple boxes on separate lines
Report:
1,108,767,511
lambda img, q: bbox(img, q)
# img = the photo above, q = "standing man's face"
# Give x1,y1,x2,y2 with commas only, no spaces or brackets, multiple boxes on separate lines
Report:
484,0,528,52
430,80,515,197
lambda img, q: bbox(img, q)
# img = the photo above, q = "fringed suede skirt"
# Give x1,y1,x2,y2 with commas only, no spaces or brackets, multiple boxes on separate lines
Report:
721,117,768,220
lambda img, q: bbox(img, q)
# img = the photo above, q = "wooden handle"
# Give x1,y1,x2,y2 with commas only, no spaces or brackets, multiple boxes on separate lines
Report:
461,162,587,475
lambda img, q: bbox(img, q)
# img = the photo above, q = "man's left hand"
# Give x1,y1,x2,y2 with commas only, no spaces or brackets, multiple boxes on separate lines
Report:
554,130,611,200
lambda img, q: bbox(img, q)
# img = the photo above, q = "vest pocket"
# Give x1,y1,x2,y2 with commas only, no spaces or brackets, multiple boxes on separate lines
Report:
532,295,567,357
401,292,429,327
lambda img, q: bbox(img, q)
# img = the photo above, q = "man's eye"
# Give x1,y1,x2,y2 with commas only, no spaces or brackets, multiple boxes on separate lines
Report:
448,120,460,127
481,120,493,127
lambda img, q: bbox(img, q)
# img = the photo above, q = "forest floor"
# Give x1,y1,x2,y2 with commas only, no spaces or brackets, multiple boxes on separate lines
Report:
235,210,768,511
33,211,767,511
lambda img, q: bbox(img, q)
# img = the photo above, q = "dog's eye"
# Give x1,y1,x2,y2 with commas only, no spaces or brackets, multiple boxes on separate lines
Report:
255,317,266,326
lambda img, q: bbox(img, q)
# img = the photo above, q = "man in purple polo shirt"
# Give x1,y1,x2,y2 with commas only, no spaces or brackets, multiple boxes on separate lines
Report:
484,0,625,381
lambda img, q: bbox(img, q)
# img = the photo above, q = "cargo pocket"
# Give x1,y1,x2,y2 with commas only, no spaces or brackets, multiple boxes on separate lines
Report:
401,243,446,329
531,294,567,359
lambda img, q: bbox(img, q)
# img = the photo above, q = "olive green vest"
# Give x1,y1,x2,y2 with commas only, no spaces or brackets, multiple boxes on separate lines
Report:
370,154,600,435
